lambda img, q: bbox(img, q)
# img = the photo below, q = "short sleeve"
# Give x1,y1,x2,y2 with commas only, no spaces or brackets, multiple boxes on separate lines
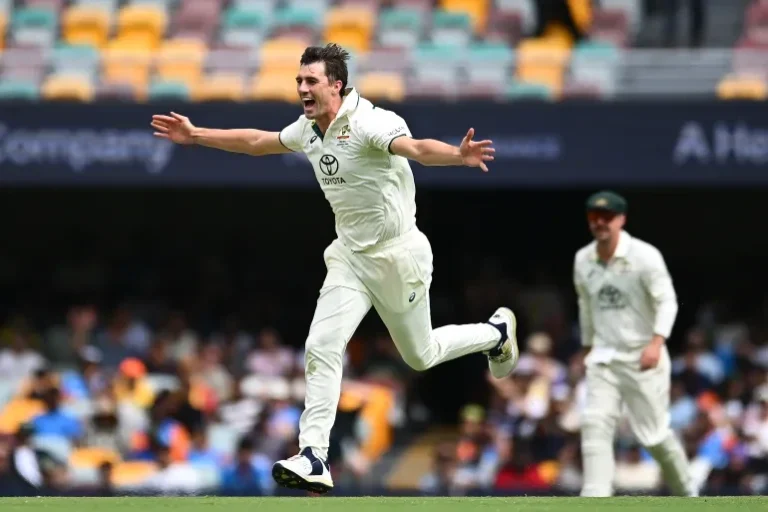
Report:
362,109,412,154
279,117,306,153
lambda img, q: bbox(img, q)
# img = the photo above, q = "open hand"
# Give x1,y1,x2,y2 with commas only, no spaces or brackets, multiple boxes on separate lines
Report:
151,112,196,144
460,128,495,172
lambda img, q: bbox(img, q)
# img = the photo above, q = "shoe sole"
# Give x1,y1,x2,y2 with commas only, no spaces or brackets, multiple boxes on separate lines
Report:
272,463,333,494
489,307,519,378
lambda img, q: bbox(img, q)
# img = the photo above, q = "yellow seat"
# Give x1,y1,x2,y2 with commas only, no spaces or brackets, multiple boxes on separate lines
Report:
324,7,374,52
193,73,245,102
516,38,570,96
62,6,111,48
325,28,369,53
102,40,152,95
717,74,768,100
116,5,167,50
110,461,158,487
250,72,297,102
70,447,122,469
155,38,207,85
0,13,7,51
357,72,405,102
259,38,307,74
439,0,489,34
0,399,44,434
42,74,94,102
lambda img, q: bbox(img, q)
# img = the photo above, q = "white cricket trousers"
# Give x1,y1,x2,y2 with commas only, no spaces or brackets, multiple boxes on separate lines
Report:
580,346,695,496
299,228,501,459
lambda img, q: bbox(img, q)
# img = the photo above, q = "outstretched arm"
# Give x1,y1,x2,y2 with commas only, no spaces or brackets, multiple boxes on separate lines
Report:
389,128,495,171
151,112,290,156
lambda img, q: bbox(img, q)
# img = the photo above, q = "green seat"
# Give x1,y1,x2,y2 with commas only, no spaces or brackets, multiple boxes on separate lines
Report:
222,7,266,30
573,40,621,61
468,42,514,63
432,10,472,32
148,81,190,101
505,81,553,101
413,43,461,64
272,7,319,29
0,80,40,101
52,44,99,72
11,7,56,30
379,8,422,31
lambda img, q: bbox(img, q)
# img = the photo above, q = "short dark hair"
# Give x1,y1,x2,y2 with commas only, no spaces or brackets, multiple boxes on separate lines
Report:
300,43,350,96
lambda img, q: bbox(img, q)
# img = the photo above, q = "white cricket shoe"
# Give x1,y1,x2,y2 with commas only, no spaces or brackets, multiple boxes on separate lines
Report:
272,447,334,494
485,307,519,379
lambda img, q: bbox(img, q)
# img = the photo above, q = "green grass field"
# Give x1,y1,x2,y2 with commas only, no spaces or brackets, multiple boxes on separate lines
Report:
0,497,766,512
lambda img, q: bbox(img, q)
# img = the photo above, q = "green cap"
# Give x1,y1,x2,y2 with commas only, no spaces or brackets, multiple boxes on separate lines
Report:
586,190,627,214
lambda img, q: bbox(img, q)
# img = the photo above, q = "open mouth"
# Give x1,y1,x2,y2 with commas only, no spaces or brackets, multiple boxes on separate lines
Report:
302,98,316,108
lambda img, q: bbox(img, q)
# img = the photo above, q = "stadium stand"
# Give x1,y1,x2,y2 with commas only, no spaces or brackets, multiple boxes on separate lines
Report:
0,0,761,102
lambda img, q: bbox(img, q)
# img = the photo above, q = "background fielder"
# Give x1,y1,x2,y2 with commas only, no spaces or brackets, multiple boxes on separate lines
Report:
573,190,696,497
150,44,519,494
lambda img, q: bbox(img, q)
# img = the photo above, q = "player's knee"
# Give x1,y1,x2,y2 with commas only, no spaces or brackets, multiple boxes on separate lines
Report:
304,333,343,369
581,409,615,438
400,352,431,372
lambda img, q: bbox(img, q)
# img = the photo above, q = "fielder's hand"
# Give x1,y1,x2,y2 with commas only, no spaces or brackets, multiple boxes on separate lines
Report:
151,112,196,144
640,338,663,370
460,128,495,172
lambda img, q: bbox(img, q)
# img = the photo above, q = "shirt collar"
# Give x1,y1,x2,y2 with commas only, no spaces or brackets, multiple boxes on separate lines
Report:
335,87,360,120
593,230,631,261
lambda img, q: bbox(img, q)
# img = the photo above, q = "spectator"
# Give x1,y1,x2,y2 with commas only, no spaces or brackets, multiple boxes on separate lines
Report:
219,379,263,436
143,337,178,376
163,311,199,364
30,388,82,442
58,346,109,401
84,398,125,454
614,445,661,493
0,438,36,496
43,304,98,369
670,380,698,433
113,358,155,410
130,391,190,463
420,443,461,496
197,342,233,405
673,327,725,390
247,328,294,377
0,329,46,387
187,426,223,468
220,438,268,496
143,444,201,494
94,306,151,369
518,332,567,384
11,424,42,488
214,315,254,378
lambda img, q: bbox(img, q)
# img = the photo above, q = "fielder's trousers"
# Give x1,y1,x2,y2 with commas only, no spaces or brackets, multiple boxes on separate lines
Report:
581,346,694,496
298,228,501,460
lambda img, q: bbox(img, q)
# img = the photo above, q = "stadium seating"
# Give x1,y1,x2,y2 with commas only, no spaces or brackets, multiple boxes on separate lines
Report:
0,0,762,102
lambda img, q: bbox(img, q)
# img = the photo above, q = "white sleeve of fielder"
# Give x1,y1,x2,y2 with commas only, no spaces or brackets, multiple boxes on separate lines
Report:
361,109,412,154
278,117,305,153
573,255,594,347
641,248,678,339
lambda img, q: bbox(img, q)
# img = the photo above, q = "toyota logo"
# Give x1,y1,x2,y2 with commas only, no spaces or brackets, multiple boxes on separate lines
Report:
319,154,339,176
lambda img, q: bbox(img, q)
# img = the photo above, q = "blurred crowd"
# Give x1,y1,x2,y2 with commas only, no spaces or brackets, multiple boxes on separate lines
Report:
0,303,404,496
2,295,768,497
422,310,768,496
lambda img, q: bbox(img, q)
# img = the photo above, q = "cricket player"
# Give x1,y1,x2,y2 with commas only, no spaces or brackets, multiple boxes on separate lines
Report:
150,44,519,493
573,191,696,497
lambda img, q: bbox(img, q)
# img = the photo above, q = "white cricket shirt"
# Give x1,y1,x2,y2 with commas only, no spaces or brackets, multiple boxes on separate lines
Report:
279,88,416,252
573,230,678,356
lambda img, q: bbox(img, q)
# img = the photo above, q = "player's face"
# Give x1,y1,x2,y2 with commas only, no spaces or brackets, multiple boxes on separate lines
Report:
296,62,341,120
587,210,625,242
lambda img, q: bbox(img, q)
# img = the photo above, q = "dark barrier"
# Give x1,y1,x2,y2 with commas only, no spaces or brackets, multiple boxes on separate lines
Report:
2,101,768,187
